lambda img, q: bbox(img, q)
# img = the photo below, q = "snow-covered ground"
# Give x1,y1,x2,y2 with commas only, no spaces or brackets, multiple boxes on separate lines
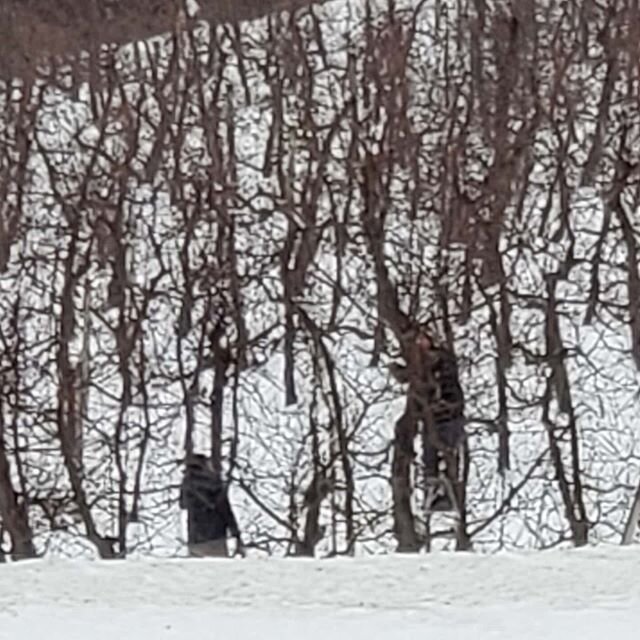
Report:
1,547,639,639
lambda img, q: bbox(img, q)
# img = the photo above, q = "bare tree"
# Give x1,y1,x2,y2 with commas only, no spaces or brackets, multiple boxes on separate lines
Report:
1,0,640,560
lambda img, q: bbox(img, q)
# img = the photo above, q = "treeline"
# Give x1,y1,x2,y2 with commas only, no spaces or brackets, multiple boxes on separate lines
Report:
0,0,639,560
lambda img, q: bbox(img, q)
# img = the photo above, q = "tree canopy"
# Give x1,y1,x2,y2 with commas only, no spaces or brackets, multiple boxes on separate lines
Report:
0,0,324,81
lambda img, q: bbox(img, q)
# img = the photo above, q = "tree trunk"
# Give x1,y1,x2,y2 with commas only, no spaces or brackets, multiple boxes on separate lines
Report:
622,478,640,545
392,406,420,552
544,278,589,547
455,439,472,551
295,471,329,556
0,438,36,560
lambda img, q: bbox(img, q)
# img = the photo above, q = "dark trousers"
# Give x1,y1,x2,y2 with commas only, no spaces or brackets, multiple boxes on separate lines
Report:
423,417,465,479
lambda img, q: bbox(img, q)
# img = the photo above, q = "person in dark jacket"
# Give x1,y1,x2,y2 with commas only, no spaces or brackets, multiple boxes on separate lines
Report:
179,454,244,557
391,326,466,508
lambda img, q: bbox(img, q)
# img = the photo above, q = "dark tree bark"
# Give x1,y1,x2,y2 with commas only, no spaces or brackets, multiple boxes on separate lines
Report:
54,211,118,560
622,478,640,545
0,433,37,560
391,405,420,552
542,276,589,547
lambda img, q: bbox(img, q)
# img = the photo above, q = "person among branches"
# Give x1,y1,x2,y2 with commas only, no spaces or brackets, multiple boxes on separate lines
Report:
391,325,466,510
179,453,244,557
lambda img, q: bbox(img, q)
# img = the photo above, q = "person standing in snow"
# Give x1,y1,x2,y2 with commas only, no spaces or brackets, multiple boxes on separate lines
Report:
179,454,244,557
391,325,466,509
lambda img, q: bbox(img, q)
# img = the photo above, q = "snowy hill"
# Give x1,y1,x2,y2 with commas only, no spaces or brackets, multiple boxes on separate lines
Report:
2,548,640,639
